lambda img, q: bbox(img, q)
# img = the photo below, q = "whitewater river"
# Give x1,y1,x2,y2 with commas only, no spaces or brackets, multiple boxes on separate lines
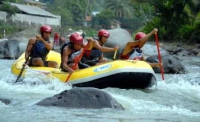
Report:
0,56,200,122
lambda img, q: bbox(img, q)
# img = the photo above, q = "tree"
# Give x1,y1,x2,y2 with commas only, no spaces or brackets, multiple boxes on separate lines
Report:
187,0,200,24
46,0,73,26
0,2,19,15
105,0,131,20
149,0,191,40
92,9,114,29
65,0,87,25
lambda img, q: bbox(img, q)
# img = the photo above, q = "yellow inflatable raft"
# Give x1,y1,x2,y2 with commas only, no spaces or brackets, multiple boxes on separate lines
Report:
11,50,157,89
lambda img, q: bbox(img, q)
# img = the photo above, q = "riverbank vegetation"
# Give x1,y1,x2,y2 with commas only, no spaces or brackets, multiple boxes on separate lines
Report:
0,0,200,44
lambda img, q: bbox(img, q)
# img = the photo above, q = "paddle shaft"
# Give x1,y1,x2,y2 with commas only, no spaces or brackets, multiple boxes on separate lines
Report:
113,50,117,60
65,43,88,82
155,33,164,81
15,40,38,83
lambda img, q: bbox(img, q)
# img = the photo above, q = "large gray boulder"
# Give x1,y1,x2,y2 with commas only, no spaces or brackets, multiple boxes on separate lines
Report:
0,28,38,59
0,39,6,58
37,87,124,109
146,54,187,74
104,28,133,59
142,43,169,58
0,39,20,59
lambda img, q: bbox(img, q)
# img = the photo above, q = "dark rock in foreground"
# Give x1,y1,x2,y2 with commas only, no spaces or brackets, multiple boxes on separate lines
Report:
146,54,187,74
37,87,124,109
0,98,11,105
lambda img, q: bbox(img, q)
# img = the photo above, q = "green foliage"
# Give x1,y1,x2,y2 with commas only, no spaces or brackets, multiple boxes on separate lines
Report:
92,9,115,29
65,0,86,25
178,24,194,40
105,0,132,20
0,20,25,38
147,0,200,43
0,2,19,15
141,17,166,41
46,1,73,26
131,2,154,22
84,27,97,37
120,18,142,32
178,22,200,43
1,0,200,44
46,0,87,26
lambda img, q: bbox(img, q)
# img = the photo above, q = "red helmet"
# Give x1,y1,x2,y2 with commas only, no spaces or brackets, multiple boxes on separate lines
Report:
98,29,110,38
40,25,52,34
70,33,83,44
135,32,146,40
54,32,59,37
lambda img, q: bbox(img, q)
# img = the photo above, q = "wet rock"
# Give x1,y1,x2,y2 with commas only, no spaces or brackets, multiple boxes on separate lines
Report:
142,43,169,58
104,28,133,59
173,48,184,55
188,49,199,56
146,54,187,74
37,87,124,109
0,39,6,58
4,39,20,59
0,39,20,59
0,98,11,105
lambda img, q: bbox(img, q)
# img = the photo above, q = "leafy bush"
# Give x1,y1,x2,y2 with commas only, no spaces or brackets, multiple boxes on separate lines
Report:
0,20,25,38
0,3,19,15
178,24,194,41
142,17,167,41
178,22,200,43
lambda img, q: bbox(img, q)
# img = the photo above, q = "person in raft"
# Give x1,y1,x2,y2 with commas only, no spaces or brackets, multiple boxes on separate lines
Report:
24,25,58,68
119,28,161,68
53,32,60,48
60,32,89,73
81,29,119,66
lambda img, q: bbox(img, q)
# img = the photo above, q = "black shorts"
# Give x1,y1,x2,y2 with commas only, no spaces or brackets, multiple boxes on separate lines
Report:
81,57,98,66
28,57,49,67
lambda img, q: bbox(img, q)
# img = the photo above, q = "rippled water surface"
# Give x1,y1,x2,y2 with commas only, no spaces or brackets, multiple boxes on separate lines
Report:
0,57,200,122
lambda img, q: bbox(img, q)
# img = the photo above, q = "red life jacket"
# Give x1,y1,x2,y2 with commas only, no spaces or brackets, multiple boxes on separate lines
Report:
83,38,103,59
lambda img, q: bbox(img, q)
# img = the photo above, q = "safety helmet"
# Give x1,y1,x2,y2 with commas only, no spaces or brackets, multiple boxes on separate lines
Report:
70,33,83,44
40,25,52,34
98,29,110,38
54,32,59,37
135,32,146,40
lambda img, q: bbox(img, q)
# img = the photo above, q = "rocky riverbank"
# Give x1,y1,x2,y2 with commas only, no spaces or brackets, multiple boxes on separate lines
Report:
1,28,199,74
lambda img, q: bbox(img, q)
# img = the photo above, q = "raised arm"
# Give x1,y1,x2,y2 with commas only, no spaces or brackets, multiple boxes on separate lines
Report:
94,40,119,52
36,34,53,50
138,28,158,43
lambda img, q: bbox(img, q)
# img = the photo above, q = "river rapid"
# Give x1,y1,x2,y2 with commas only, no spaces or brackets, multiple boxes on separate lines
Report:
0,56,200,122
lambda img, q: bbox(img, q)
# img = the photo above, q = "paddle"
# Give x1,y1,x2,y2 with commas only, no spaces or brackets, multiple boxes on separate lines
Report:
15,40,37,83
154,33,165,81
113,50,117,60
65,43,89,82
